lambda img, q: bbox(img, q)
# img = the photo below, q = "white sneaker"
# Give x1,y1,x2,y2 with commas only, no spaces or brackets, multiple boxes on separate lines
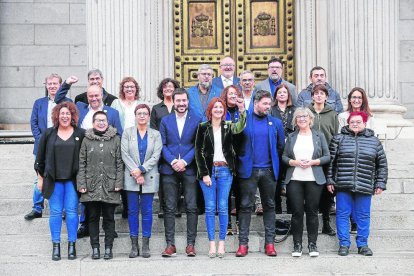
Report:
292,243,302,257
308,243,319,257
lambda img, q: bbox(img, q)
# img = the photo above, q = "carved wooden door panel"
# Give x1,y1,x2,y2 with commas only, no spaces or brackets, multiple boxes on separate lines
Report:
173,0,295,87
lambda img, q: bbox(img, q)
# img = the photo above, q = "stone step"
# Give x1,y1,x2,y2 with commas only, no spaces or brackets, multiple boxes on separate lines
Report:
1,211,413,237
1,252,413,275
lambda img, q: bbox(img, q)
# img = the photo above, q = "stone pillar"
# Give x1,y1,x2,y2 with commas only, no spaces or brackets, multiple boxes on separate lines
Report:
295,0,412,131
86,0,174,103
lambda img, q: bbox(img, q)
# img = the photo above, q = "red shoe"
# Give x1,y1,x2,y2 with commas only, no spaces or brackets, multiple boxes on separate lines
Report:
235,245,248,257
162,245,176,257
265,244,277,256
185,244,196,257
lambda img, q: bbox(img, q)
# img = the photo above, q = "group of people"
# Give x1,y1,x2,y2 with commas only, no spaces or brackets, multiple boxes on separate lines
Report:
27,56,388,261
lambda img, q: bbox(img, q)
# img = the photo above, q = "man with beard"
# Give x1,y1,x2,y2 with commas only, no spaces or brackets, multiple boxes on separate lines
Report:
159,88,202,257
255,58,297,105
297,66,343,113
235,90,285,257
187,64,221,121
212,56,240,89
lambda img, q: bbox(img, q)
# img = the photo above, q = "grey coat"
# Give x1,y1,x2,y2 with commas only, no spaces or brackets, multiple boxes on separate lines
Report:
121,126,162,193
77,126,124,204
255,78,297,106
282,129,331,185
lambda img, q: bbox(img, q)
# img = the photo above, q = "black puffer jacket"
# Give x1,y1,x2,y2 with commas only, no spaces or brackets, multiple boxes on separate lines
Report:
327,126,388,195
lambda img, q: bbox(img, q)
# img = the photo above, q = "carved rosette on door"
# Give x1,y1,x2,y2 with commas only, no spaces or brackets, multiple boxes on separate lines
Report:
173,0,295,88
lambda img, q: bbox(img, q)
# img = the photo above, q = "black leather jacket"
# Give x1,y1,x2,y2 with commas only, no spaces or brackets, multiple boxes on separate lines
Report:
327,126,388,195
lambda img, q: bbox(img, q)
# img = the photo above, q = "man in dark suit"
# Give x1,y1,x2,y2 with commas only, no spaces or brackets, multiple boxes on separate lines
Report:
211,56,240,90
74,69,117,106
25,74,72,221
159,88,202,257
235,90,285,258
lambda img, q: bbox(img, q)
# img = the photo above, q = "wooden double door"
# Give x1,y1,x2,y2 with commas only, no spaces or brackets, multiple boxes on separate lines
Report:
173,0,295,87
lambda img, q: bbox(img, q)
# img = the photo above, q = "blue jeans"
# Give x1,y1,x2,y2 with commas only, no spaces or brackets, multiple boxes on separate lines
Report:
336,191,372,248
32,155,44,213
199,166,233,241
127,192,154,238
48,180,79,243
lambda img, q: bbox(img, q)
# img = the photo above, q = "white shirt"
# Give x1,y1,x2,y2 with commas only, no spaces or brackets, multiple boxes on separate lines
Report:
175,111,187,138
243,92,253,109
213,127,226,162
221,75,234,88
47,97,56,128
292,134,315,181
81,105,103,129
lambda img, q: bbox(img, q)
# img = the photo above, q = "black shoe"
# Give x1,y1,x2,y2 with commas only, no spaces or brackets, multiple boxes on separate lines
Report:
350,222,357,234
358,246,373,256
308,242,319,257
77,224,89,238
92,247,100,259
24,210,42,221
291,242,302,257
52,242,61,261
338,246,349,256
322,219,336,236
68,242,76,260
104,246,113,260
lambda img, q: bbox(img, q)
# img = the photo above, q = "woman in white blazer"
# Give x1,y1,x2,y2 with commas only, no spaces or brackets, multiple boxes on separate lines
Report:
121,104,162,258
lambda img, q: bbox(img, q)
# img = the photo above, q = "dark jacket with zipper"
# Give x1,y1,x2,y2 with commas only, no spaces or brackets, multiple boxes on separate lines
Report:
34,127,85,199
308,103,339,145
195,110,246,179
327,126,388,195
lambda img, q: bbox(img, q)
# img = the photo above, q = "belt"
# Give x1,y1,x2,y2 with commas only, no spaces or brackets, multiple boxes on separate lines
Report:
213,161,228,167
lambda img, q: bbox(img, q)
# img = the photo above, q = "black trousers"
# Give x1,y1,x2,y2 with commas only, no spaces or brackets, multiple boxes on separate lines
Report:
162,173,198,246
239,168,276,245
86,201,117,248
287,180,323,244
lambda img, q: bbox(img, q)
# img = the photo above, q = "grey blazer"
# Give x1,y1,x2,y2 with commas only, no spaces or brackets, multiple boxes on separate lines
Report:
282,129,330,185
121,126,162,193
255,78,297,106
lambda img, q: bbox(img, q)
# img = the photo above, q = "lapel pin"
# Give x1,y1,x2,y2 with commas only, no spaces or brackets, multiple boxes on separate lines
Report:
104,110,107,113
224,125,228,129
269,122,273,126
75,137,79,141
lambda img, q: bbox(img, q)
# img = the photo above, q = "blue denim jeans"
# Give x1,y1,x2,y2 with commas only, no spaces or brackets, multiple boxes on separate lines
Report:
32,155,44,213
48,180,79,243
336,191,372,248
199,166,233,241
127,191,154,238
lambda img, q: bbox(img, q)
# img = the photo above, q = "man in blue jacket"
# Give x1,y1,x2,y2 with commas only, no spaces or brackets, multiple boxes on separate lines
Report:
159,88,202,257
25,74,72,221
211,56,240,89
235,90,285,257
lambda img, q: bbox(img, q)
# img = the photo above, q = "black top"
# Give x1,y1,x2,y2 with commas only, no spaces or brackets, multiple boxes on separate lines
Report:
54,134,76,180
74,88,117,106
150,101,175,130
271,105,296,136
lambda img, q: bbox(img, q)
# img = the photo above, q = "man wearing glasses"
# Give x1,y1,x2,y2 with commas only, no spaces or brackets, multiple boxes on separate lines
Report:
255,57,297,105
239,70,256,112
212,56,240,89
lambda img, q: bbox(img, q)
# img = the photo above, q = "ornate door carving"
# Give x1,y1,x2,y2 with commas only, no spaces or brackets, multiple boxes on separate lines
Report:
173,0,295,87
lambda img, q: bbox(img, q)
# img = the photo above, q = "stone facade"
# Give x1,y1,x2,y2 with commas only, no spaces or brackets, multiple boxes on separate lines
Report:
0,0,413,128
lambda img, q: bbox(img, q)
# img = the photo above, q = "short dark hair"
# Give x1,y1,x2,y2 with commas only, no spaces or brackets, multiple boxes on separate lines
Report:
268,57,283,66
172,88,188,101
309,66,326,77
134,103,151,115
92,111,107,122
156,78,180,100
254,90,272,102
311,84,329,97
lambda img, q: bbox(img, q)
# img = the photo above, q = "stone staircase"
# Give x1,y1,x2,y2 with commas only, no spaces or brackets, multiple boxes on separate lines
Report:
1,136,414,275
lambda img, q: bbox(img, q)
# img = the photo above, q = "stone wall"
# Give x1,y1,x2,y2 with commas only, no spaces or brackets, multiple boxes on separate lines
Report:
0,0,87,128
400,0,414,118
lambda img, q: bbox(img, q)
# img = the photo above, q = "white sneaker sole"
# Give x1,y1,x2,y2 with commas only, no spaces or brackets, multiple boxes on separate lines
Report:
309,251,319,257
292,251,302,257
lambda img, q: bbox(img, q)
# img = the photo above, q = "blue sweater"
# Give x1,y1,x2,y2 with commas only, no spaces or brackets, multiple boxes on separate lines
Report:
252,113,272,168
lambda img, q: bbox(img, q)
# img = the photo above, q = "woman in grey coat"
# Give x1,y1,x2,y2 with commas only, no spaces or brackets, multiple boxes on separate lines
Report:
282,107,331,257
77,111,124,260
121,104,162,258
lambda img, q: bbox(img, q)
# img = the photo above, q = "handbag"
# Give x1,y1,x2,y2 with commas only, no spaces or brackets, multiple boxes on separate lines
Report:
274,218,291,243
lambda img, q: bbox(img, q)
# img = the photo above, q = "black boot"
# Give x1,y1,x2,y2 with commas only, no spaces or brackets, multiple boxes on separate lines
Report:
142,237,150,258
52,242,61,261
104,245,113,260
322,216,336,236
129,237,139,258
68,242,76,260
92,247,100,259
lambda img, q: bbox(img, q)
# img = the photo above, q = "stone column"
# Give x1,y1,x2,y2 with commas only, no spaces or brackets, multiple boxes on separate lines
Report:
295,0,412,131
86,0,174,104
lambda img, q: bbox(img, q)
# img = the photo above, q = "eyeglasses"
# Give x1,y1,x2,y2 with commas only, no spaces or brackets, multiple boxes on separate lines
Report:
136,112,149,117
349,120,363,125
123,85,136,89
94,119,107,123
269,66,282,70
220,64,235,67
199,73,212,77
351,96,363,100
297,115,309,120
241,79,254,83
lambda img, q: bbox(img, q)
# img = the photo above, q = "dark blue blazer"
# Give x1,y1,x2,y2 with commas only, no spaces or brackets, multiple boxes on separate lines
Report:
237,112,285,180
187,85,221,121
30,96,72,155
159,111,202,175
55,82,123,135
211,76,240,90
